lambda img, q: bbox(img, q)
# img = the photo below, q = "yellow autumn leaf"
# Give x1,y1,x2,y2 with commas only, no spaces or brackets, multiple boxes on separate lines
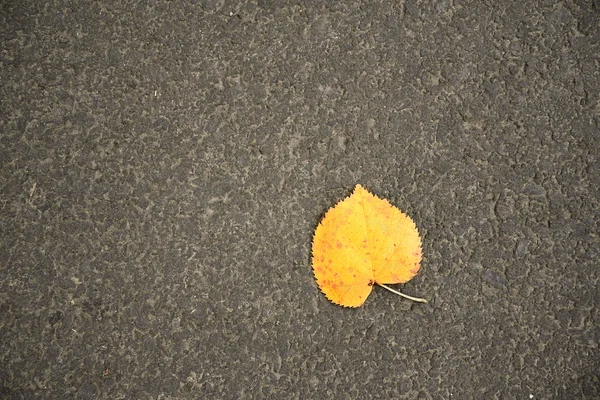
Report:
312,184,426,307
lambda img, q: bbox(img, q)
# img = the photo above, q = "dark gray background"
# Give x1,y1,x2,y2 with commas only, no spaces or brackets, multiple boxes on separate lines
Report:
2,1,599,398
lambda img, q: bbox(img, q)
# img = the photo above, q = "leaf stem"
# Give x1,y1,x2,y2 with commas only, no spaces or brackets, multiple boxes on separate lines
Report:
377,284,428,303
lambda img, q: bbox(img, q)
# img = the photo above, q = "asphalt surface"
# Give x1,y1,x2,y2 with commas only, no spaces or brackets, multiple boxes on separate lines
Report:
1,1,599,399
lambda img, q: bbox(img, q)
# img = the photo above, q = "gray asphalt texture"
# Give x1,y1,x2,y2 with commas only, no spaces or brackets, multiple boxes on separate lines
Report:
2,1,599,399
